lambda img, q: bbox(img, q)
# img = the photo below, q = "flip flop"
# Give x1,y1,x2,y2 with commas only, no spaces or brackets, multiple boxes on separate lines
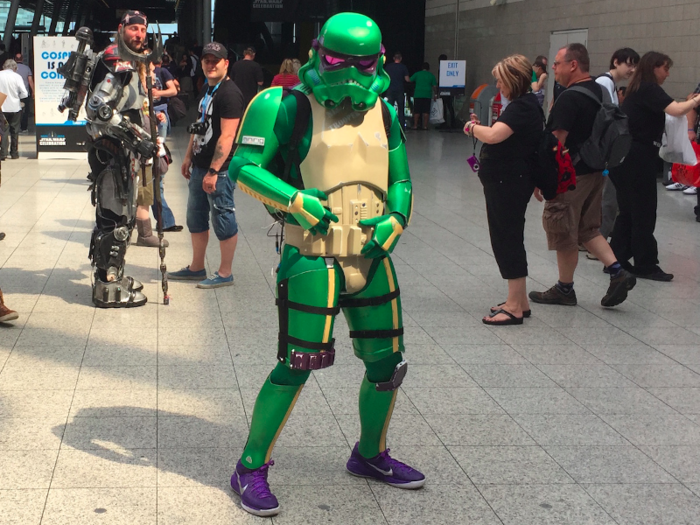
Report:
490,302,531,318
483,308,524,326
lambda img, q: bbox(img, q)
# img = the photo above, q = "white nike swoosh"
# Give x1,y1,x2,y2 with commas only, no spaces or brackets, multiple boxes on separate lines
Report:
369,464,393,476
240,482,249,494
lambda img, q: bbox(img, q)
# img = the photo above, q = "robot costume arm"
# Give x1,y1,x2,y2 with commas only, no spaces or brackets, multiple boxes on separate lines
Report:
359,100,414,259
228,87,338,235
85,72,156,158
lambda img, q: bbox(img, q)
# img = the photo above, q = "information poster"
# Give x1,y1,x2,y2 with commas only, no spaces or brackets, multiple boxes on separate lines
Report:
33,36,88,159
439,60,467,96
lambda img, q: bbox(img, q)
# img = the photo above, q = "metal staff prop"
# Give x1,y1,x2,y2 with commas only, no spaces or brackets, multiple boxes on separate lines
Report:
118,24,170,305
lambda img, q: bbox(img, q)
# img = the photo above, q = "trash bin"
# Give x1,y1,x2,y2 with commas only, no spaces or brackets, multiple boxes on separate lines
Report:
469,84,498,127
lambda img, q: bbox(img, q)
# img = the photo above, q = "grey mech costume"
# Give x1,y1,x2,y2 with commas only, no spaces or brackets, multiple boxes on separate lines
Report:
58,19,157,308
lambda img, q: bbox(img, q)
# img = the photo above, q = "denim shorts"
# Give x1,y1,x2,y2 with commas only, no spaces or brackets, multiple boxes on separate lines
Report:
186,165,238,241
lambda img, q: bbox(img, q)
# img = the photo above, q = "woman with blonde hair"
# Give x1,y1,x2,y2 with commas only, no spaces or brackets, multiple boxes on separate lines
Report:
271,58,300,88
464,54,542,325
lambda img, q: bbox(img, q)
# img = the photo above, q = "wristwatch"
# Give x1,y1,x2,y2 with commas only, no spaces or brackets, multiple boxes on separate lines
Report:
207,167,218,175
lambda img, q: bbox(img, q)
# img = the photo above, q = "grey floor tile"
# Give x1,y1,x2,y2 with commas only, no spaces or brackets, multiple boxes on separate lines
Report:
491,327,573,346
402,364,479,388
372,483,501,525
42,487,156,525
3,345,86,368
0,389,74,419
562,326,639,346
544,445,677,483
583,344,677,365
157,447,241,487
264,446,360,486
462,364,558,388
486,387,590,415
70,389,158,418
567,387,679,415
638,446,700,483
158,365,237,390
274,412,346,448
337,413,442,447
511,414,627,446
82,344,157,366
424,325,503,346
376,445,472,486
584,484,700,525
76,366,157,391
0,449,58,488
425,414,536,446
52,448,158,488
655,345,700,365
442,344,529,364
159,388,245,418
0,417,66,450
0,489,48,525
158,345,233,366
62,416,157,450
648,388,700,414
610,364,700,388
403,387,504,415
400,343,456,364
324,387,418,415
633,327,700,347
0,365,80,391
449,445,574,484
537,364,638,388
601,414,700,446
272,485,386,525
479,484,616,525
511,344,601,364
158,415,249,449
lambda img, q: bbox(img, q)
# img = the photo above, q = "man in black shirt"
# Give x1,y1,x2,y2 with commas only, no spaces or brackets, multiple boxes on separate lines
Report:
384,52,410,129
171,42,245,289
231,47,264,109
530,43,636,308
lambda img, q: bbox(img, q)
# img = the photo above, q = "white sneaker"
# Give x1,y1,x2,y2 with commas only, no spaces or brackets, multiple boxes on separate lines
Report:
683,186,698,195
666,182,689,191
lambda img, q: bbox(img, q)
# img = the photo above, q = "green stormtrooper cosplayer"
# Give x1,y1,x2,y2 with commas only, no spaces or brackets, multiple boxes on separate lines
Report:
228,12,424,517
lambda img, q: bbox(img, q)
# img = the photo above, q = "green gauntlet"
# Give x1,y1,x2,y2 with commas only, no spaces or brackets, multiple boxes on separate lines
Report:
359,213,405,259
289,189,339,236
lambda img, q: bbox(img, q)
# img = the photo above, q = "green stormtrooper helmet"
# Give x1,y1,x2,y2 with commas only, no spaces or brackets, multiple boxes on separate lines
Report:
299,12,390,111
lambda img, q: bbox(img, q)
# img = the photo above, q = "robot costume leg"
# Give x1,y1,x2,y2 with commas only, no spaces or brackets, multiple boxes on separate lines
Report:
89,149,146,308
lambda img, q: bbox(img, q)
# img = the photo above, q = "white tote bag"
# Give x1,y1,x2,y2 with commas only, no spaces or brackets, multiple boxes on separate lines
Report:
429,98,445,125
660,114,697,166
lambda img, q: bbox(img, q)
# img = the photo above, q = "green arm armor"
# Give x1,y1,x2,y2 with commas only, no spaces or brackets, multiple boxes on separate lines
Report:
228,87,297,210
384,100,413,227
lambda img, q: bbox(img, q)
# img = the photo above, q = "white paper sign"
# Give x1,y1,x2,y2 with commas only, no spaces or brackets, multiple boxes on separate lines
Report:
439,60,466,89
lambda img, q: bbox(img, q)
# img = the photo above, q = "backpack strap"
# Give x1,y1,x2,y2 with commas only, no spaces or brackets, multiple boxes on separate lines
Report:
381,100,392,139
568,85,603,107
282,89,311,186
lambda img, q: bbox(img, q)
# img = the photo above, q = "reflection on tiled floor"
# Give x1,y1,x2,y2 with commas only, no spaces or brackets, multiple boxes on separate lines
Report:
1,126,700,524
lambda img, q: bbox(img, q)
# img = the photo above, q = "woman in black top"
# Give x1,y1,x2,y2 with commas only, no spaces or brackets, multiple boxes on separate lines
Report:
465,54,542,325
609,52,700,281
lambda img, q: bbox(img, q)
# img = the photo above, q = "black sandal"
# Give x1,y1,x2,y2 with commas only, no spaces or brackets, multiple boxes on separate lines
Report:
491,302,531,318
483,308,524,326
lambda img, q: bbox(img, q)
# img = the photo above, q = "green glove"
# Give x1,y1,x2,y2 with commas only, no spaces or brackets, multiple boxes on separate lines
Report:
288,189,339,236
359,213,405,259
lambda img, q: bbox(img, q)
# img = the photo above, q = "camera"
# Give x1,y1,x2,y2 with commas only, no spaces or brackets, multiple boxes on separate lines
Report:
187,120,210,135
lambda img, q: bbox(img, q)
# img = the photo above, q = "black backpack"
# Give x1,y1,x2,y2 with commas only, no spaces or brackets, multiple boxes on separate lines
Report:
566,85,631,172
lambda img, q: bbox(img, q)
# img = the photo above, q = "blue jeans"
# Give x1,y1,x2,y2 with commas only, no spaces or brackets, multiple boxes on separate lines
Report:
186,165,238,241
152,171,177,229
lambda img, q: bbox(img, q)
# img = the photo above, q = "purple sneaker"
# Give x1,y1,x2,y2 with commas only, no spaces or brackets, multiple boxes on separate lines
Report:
346,442,426,489
230,460,280,517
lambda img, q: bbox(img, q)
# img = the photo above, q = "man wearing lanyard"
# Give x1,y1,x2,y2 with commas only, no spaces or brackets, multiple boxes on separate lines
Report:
171,42,245,288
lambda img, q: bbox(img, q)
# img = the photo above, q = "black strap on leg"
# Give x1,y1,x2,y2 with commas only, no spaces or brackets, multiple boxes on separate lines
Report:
275,298,340,316
277,279,290,363
339,288,400,309
349,328,404,339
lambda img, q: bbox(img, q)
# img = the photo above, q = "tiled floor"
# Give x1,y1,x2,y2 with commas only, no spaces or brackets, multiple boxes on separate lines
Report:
1,125,700,524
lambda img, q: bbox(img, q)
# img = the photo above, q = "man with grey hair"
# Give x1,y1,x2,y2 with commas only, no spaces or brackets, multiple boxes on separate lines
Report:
0,59,28,159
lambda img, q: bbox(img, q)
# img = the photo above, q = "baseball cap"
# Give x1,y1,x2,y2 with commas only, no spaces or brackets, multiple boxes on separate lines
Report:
120,10,148,27
201,42,228,60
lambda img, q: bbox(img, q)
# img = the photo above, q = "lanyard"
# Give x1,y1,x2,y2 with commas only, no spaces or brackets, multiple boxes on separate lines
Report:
199,78,225,122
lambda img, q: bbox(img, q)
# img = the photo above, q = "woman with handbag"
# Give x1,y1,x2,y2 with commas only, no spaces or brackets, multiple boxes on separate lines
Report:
465,55,542,325
609,52,700,281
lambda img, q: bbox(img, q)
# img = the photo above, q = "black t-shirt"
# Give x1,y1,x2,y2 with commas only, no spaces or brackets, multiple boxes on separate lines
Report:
192,78,245,170
231,59,264,107
384,62,409,93
547,79,603,175
621,82,674,147
154,67,175,104
480,93,542,170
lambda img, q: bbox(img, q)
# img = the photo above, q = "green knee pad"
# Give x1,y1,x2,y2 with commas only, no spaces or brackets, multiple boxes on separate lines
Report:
241,367,308,469
358,353,404,458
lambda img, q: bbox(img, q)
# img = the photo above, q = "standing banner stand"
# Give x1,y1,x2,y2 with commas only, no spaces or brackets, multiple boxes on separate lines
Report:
33,36,88,160
438,60,466,97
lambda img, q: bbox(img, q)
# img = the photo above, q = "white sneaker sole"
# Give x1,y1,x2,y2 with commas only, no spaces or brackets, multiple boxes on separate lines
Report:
0,312,19,322
346,468,426,489
196,279,234,289
241,502,280,517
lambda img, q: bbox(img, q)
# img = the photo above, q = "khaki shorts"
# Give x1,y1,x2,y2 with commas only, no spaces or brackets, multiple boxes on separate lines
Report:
136,165,154,206
543,171,604,251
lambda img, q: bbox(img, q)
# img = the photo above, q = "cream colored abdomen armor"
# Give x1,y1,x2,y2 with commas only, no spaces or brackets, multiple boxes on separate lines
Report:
287,96,390,294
